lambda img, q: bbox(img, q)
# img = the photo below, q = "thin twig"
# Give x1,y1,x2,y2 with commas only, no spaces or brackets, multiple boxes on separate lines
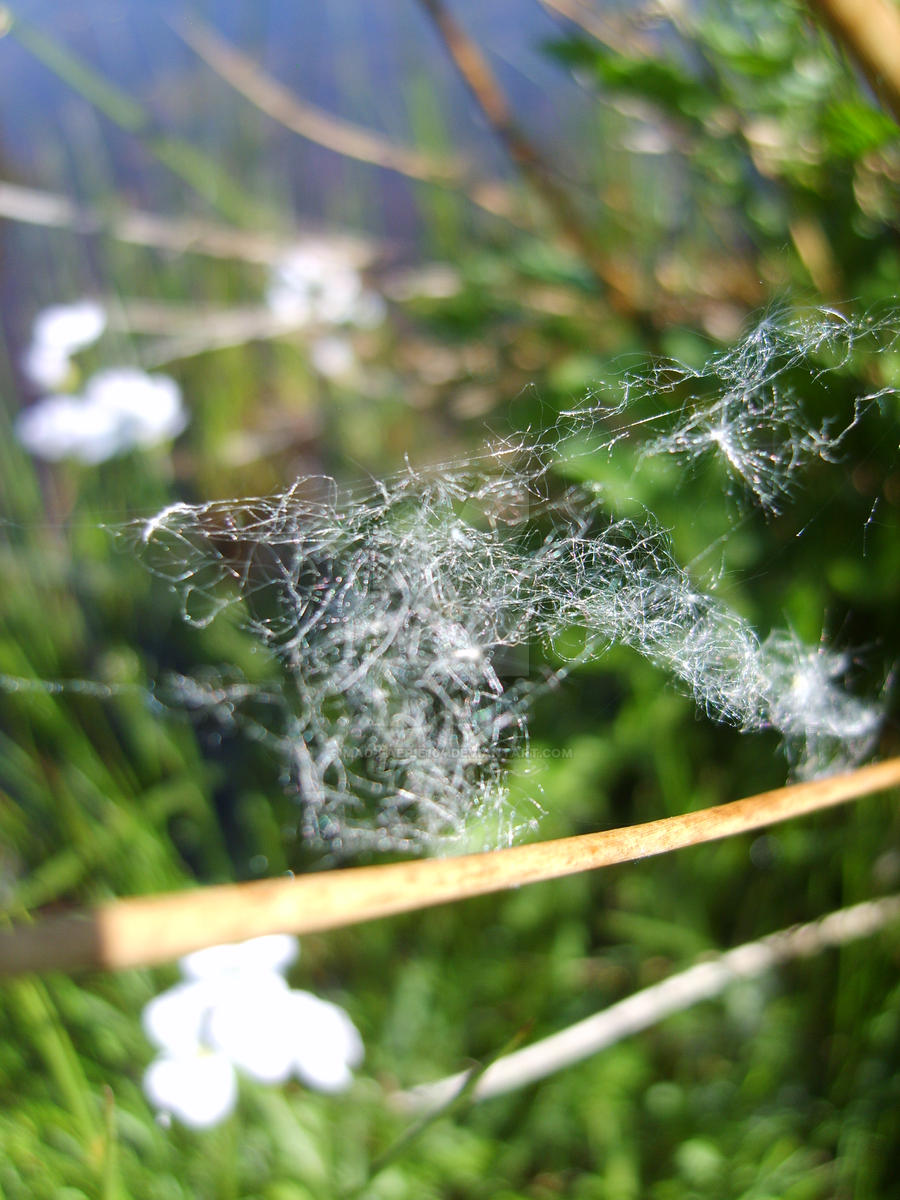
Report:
101,288,374,365
119,303,317,367
171,13,523,226
0,181,296,264
0,757,897,978
805,0,900,124
416,0,640,312
394,893,900,1111
173,14,459,182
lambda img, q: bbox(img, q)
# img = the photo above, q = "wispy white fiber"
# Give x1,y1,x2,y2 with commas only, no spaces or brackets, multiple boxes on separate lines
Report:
128,309,894,853
561,306,897,512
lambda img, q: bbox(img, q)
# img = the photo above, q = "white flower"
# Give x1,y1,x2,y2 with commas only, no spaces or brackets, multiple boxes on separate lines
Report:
22,300,107,390
32,300,107,355
310,335,356,379
141,935,363,1129
21,341,74,392
15,367,187,464
180,933,299,980
144,1051,237,1130
209,984,364,1091
266,240,385,330
84,368,187,448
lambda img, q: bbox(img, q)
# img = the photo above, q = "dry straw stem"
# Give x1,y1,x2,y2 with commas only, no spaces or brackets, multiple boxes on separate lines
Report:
1,757,898,979
103,292,375,366
172,14,521,226
0,180,298,264
806,0,900,124
396,893,900,1111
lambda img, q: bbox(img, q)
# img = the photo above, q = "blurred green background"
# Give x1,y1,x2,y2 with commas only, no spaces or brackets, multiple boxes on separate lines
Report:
1,1,899,1196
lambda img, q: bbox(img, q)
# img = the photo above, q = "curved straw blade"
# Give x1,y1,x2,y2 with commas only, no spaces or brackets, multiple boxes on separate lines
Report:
1,756,898,977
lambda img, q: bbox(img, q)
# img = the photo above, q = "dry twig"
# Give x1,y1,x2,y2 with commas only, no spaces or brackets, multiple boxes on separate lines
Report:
395,893,900,1110
172,13,522,226
416,0,643,313
0,757,897,978
0,181,298,264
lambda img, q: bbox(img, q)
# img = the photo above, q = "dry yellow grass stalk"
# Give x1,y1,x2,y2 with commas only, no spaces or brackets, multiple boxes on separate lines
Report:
0,757,898,977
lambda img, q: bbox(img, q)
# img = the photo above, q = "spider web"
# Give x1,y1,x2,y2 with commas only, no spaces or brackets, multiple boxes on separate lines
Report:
122,308,896,854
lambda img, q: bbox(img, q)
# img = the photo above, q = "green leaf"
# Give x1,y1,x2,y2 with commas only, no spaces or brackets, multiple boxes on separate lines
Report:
820,101,898,159
544,37,714,122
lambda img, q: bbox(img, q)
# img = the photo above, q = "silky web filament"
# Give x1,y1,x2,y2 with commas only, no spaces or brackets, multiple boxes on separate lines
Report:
126,309,895,854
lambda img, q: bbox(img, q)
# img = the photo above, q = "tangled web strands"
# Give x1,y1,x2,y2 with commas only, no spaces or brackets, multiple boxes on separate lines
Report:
562,304,898,512
127,309,894,854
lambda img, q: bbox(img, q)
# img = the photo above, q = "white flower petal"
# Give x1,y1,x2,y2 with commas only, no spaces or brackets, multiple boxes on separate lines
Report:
207,978,297,1084
285,990,364,1091
295,1050,354,1093
16,395,87,460
21,342,72,391
310,336,356,379
143,1052,237,1129
315,270,363,325
15,395,120,463
179,935,299,980
141,979,216,1055
267,284,314,325
32,300,106,355
84,368,187,443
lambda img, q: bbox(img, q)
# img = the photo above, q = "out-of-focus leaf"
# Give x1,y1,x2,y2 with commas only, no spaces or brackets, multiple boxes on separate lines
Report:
544,38,714,122
820,101,898,159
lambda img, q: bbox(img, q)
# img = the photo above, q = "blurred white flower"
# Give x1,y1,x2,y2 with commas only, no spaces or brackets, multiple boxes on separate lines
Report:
180,933,299,980
85,368,187,447
14,394,118,465
21,341,73,393
141,934,363,1129
22,300,107,390
266,240,385,330
210,984,364,1092
32,300,107,353
310,335,357,379
144,1049,238,1131
15,367,187,464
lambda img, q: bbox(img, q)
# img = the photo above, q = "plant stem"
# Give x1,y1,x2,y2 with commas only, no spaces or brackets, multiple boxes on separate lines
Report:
394,893,900,1111
416,0,641,314
1,756,898,976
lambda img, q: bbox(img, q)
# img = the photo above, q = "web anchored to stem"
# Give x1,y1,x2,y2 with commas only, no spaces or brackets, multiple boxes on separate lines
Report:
124,309,896,854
